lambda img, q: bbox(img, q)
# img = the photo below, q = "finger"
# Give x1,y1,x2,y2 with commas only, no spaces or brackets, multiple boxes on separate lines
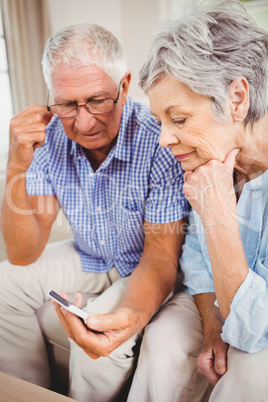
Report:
197,350,221,386
197,356,220,386
42,110,53,126
214,346,228,376
204,367,221,386
12,105,52,127
183,171,191,182
223,148,240,175
86,309,129,332
51,299,74,338
30,105,53,126
63,310,110,357
60,305,87,332
75,293,83,307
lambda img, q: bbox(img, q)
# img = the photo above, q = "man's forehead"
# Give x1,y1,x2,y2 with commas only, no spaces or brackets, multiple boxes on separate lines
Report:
51,64,117,100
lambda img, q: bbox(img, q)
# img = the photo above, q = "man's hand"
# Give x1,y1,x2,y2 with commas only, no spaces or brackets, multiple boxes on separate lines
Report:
8,105,52,176
52,293,141,359
52,220,184,359
197,330,229,386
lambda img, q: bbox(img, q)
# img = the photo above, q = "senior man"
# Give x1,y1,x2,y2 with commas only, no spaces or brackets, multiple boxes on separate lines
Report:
0,23,188,401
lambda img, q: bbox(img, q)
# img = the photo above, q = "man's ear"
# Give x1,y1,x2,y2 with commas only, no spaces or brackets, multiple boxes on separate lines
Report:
229,77,249,123
120,72,131,106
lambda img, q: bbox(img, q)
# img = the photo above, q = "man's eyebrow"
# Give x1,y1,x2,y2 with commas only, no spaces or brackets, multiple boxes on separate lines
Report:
87,91,110,99
54,91,109,104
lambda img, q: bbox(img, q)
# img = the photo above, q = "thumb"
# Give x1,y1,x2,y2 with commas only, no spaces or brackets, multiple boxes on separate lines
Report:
42,110,53,126
223,148,240,175
87,313,117,331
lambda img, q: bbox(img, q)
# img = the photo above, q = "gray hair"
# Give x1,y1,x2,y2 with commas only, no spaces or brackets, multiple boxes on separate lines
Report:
140,0,268,124
42,23,128,90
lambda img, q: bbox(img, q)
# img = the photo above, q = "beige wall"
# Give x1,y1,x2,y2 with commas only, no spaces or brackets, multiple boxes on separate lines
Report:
46,0,164,103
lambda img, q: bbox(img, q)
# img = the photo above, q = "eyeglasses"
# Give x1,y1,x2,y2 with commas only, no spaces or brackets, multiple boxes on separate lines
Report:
47,81,121,118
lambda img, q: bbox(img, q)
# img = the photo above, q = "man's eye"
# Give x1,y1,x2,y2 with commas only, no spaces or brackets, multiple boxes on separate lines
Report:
63,102,77,108
88,99,105,105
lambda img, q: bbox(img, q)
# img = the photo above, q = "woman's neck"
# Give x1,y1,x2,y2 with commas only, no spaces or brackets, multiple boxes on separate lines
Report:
235,115,268,179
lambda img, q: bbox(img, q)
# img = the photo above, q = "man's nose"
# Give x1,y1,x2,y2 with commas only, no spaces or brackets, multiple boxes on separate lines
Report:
75,105,96,131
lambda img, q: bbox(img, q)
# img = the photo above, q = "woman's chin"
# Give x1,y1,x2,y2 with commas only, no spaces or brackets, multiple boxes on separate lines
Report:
180,157,208,172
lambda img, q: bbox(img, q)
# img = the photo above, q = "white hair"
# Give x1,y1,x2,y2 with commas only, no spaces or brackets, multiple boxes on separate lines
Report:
42,23,128,89
140,0,268,124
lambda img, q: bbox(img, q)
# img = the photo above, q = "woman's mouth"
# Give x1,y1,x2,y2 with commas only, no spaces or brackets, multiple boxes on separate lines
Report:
174,152,195,161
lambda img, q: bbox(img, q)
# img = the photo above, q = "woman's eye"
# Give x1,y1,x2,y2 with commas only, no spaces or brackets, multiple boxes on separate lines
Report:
156,121,162,127
174,119,186,126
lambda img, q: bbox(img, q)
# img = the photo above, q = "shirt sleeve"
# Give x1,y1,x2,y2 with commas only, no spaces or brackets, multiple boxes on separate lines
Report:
222,259,268,353
144,145,189,223
180,209,215,295
26,132,55,196
182,211,268,353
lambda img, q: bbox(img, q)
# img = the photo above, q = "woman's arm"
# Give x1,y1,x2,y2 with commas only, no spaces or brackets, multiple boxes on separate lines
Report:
183,149,248,319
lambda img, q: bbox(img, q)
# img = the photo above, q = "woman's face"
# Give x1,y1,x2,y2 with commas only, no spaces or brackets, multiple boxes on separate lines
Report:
148,76,238,171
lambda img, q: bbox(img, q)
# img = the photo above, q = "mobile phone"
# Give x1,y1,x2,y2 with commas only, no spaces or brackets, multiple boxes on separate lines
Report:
47,289,90,324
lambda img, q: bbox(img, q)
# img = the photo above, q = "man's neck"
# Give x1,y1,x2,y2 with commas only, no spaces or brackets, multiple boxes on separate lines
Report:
84,136,118,171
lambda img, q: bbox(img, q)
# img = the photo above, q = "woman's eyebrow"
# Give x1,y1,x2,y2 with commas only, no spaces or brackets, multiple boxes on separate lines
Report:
164,105,188,114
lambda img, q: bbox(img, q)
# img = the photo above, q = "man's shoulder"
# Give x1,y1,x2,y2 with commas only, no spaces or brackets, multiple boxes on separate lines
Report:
125,97,159,134
124,98,177,169
32,118,71,166
45,118,72,154
45,118,66,143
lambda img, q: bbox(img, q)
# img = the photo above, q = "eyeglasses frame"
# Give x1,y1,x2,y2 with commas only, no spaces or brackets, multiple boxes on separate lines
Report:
47,80,122,118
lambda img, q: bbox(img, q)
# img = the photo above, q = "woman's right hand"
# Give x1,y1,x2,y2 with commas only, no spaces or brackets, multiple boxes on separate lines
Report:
197,328,229,386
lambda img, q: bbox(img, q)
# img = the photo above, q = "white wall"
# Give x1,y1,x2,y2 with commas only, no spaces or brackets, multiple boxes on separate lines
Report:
46,0,166,103
46,0,268,103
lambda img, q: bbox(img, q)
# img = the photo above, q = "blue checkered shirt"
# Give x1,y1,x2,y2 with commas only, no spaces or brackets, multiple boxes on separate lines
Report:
26,97,188,276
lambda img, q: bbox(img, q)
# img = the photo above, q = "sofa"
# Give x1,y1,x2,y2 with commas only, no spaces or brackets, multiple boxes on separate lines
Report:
0,170,73,395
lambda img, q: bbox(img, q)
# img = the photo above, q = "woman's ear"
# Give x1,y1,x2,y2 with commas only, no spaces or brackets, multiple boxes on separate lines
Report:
229,77,250,123
120,72,131,106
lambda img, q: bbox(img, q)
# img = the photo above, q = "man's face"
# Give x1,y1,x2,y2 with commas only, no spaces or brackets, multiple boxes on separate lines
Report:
50,64,128,152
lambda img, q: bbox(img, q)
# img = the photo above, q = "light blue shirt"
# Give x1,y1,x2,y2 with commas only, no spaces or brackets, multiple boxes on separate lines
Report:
26,97,188,277
180,169,268,353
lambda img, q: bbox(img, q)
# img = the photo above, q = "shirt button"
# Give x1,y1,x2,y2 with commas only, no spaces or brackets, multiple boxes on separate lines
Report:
96,206,102,212
100,240,106,246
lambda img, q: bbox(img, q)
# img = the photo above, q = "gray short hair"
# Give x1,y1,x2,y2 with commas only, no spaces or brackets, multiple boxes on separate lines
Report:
140,0,268,124
42,23,128,90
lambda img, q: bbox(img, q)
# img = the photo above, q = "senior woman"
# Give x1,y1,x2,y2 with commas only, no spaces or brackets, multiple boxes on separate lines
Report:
127,0,268,401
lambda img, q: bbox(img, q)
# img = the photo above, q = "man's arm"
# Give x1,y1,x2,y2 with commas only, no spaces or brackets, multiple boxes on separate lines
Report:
52,219,185,359
120,220,185,331
1,105,58,265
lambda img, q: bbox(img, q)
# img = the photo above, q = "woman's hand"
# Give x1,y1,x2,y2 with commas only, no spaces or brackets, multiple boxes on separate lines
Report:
183,149,239,225
194,293,228,385
197,329,229,386
52,293,142,359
